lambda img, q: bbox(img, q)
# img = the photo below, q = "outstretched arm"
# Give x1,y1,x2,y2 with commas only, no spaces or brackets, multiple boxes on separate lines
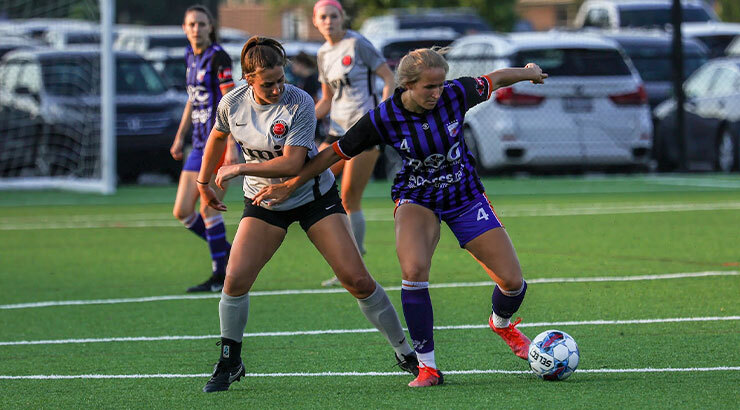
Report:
251,145,342,206
486,63,548,90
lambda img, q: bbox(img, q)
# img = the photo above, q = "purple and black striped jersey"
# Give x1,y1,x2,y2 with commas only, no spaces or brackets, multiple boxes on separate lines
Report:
334,76,494,212
185,43,233,150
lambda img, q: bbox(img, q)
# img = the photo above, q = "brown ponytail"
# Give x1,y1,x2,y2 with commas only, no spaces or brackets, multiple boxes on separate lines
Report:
240,36,287,81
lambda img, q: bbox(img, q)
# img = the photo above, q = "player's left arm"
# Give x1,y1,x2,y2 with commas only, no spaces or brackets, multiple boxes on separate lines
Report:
486,63,547,91
215,50,235,96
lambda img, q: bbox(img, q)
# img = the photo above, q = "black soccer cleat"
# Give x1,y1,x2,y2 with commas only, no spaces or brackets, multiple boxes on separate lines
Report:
203,360,245,393
395,352,420,376
187,275,224,293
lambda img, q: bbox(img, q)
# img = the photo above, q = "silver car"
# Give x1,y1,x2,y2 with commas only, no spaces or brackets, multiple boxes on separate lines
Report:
446,31,652,171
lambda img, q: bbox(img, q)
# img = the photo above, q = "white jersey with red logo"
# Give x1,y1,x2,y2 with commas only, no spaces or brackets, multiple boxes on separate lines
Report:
214,83,335,210
317,30,386,137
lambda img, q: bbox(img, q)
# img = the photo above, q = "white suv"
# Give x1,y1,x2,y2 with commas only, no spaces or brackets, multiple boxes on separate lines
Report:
574,0,717,30
446,31,652,171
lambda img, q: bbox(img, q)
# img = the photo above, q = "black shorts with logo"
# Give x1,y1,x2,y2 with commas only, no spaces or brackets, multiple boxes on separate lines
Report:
242,184,345,231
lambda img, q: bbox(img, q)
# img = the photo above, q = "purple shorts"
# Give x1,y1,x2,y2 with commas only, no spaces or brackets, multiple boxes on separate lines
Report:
182,147,225,173
395,194,503,248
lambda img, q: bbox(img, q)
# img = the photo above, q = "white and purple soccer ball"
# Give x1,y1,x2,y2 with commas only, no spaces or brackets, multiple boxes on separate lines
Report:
528,329,580,381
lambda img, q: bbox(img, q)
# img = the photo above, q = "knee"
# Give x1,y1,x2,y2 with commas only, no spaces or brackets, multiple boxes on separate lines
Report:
498,275,524,292
338,270,375,298
173,207,190,221
400,262,430,282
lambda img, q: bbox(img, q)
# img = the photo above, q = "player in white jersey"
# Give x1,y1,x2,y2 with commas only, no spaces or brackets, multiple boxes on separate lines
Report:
195,36,417,393
313,1,396,287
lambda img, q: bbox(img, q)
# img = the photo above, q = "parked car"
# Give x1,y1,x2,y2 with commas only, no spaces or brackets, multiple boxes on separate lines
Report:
115,26,249,55
601,30,708,109
360,8,492,37
42,26,103,49
574,0,717,30
445,32,652,172
0,35,43,59
367,29,459,71
653,57,740,172
682,22,740,59
0,47,184,181
728,35,740,57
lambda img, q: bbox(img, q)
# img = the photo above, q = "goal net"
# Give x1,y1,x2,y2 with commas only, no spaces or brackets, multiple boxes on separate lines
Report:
0,0,116,194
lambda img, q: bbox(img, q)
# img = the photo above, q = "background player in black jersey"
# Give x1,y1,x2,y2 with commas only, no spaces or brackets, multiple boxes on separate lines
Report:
170,5,238,293
252,48,547,387
195,36,417,393
313,1,396,287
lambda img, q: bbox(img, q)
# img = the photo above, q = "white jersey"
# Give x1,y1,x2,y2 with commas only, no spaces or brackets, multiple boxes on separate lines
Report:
215,83,335,211
317,30,386,136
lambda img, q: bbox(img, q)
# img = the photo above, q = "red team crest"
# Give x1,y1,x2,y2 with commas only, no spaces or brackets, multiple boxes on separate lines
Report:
341,55,352,66
271,119,288,138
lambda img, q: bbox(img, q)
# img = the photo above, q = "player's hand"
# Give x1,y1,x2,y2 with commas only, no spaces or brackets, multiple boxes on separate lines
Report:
215,164,242,190
198,184,227,212
525,63,548,84
170,138,184,161
251,182,294,206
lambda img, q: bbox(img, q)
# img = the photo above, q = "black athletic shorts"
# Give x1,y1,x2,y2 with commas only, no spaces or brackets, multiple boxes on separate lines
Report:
241,184,345,231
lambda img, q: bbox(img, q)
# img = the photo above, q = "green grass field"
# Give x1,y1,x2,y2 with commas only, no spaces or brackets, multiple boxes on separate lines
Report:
1,174,739,408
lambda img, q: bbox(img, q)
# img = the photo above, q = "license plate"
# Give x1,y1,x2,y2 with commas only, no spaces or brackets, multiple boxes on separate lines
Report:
563,97,593,112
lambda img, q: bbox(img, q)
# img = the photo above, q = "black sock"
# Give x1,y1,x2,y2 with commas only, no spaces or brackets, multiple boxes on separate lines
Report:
220,337,242,364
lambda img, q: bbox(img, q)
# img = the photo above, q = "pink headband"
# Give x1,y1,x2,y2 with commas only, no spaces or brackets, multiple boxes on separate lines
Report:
313,0,343,17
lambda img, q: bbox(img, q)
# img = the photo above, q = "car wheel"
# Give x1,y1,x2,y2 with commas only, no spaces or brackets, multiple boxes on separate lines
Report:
716,129,735,173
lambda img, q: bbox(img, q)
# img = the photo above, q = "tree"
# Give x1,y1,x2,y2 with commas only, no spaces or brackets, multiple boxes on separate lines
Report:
716,0,740,22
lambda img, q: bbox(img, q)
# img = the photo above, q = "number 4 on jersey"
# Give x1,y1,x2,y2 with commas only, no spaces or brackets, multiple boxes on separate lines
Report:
399,139,410,152
477,207,490,221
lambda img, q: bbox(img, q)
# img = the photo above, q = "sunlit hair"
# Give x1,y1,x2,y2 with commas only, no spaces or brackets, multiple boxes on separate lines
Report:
395,47,450,88
184,4,218,43
241,36,287,80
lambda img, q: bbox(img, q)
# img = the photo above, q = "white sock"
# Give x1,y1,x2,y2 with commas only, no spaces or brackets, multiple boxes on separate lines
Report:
491,311,511,329
417,351,437,370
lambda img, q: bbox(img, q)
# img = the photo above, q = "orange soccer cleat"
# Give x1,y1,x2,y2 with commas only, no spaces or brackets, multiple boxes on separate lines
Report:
408,365,444,387
489,316,531,360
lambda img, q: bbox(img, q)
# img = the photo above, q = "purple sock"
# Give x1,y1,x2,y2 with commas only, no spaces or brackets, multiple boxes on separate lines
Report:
401,286,435,354
183,212,206,240
492,280,527,319
205,216,230,277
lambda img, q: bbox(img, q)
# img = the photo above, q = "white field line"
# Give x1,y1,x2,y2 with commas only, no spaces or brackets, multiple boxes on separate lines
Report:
2,201,740,230
0,316,737,347
1,367,738,380
1,270,737,310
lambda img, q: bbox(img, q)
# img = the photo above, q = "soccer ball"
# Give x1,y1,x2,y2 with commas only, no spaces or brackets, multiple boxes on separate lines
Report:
527,329,580,381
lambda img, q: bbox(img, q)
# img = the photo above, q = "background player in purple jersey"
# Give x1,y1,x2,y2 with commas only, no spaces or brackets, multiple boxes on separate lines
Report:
252,48,547,388
195,36,418,393
313,1,396,287
170,5,237,293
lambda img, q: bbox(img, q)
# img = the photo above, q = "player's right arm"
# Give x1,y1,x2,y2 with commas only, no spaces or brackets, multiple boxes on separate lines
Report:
314,82,333,119
171,100,193,160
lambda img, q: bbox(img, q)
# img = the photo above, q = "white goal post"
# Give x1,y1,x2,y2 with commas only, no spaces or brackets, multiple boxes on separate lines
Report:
0,0,116,194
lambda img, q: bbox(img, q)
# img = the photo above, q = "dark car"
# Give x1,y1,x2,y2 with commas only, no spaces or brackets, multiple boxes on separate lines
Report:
0,47,184,181
653,57,740,172
603,30,708,109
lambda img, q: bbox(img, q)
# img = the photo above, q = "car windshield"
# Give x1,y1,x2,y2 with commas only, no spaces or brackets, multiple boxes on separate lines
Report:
513,48,631,76
621,46,707,81
42,57,167,96
398,20,490,35
694,35,737,59
162,59,187,90
149,37,188,48
382,39,455,68
619,7,712,27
